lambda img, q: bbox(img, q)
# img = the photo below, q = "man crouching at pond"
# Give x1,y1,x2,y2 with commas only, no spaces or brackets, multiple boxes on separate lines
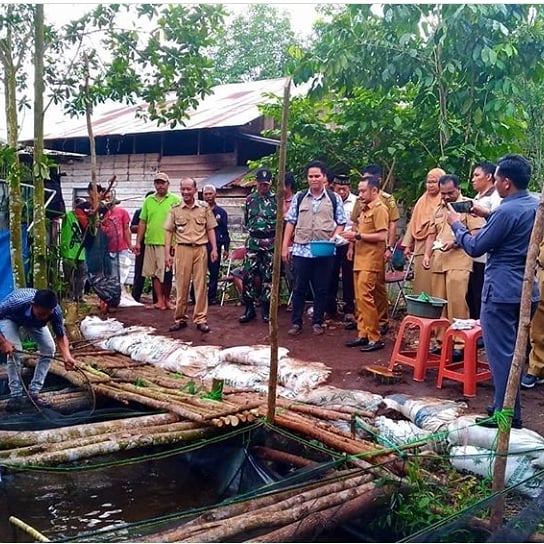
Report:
0,288,77,411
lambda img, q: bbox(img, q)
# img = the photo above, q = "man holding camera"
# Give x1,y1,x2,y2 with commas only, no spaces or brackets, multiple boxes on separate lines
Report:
423,174,484,352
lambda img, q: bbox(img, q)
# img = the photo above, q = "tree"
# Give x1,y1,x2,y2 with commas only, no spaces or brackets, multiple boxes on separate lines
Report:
293,4,544,194
210,4,301,84
0,4,33,287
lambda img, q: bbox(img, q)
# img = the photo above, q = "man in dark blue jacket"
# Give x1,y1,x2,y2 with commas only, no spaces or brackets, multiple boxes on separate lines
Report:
203,184,231,305
447,154,538,429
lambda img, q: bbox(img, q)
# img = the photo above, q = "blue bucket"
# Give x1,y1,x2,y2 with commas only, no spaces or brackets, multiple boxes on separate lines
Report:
309,240,336,257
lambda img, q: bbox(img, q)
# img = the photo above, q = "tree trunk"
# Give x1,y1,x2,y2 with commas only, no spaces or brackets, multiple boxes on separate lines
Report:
2,17,25,286
32,4,48,288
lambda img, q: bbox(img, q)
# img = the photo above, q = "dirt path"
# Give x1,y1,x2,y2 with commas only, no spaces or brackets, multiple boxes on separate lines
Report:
107,297,544,437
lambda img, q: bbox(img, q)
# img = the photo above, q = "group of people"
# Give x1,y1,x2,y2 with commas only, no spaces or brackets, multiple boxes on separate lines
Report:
403,154,539,429
6,154,540,429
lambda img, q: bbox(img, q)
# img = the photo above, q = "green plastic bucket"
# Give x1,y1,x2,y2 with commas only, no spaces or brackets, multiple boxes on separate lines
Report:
405,295,447,318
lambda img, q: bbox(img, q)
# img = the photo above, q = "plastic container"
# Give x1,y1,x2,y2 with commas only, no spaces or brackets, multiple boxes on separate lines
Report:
405,294,447,318
309,240,336,257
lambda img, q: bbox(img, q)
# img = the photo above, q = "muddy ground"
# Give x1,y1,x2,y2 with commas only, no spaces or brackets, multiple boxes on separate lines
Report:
105,295,544,437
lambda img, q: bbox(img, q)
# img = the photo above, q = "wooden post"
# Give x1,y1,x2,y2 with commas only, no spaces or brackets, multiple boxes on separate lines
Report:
267,77,291,423
490,186,544,527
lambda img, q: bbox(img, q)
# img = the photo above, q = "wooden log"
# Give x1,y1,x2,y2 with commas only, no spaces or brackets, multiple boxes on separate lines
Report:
276,400,353,422
2,427,216,467
270,411,400,473
250,482,400,542
140,472,373,542
252,446,321,470
181,475,376,542
0,421,208,460
0,413,181,448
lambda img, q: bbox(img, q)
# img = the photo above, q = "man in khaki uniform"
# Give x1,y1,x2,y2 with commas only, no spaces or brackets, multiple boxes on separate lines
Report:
423,174,484,347
351,164,400,335
343,176,389,352
165,178,218,333
524,241,544,388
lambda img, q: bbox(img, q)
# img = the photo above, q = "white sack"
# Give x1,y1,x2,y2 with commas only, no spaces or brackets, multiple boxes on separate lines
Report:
298,385,383,413
450,445,544,499
383,393,467,433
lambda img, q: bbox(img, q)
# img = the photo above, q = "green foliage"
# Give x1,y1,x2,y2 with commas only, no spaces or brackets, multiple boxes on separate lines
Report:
274,4,544,207
133,377,148,387
209,5,303,84
54,4,226,128
369,456,492,541
200,379,224,402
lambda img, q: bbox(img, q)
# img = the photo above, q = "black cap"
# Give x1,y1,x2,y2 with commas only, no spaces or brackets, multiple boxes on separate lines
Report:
255,168,273,183
333,174,350,186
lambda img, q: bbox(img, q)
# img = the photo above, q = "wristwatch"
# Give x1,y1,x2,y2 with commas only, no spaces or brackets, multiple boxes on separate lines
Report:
355,233,362,241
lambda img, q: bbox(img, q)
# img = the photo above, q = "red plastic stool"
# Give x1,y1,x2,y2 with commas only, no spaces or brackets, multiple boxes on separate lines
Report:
388,315,451,382
436,324,491,397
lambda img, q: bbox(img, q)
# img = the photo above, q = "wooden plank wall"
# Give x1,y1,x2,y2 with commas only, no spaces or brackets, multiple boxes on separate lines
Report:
58,152,247,286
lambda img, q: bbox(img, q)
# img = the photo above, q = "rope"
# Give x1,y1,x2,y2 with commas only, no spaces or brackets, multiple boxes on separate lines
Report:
10,349,97,418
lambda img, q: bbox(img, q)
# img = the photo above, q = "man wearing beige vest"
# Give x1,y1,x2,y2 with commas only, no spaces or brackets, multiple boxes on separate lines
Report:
282,160,346,336
165,178,218,333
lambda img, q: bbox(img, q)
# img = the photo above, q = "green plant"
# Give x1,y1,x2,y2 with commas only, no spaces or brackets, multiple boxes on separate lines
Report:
368,455,492,541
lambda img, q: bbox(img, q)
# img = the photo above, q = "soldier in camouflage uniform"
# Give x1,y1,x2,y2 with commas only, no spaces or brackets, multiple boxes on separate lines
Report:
239,168,277,323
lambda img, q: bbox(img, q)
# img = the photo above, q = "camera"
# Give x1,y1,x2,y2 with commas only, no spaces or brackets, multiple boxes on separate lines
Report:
450,200,473,213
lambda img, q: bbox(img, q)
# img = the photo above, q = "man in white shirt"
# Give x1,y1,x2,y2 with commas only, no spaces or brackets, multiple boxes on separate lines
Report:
326,173,357,324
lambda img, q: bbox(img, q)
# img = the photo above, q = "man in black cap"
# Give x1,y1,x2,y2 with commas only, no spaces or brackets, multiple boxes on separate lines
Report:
239,168,277,324
326,173,357,324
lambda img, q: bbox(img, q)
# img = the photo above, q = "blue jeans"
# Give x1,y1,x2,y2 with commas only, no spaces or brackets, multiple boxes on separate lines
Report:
0,319,56,397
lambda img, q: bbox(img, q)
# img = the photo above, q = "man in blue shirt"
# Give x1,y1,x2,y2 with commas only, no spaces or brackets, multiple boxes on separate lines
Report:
282,160,347,336
0,288,77,410
446,154,538,429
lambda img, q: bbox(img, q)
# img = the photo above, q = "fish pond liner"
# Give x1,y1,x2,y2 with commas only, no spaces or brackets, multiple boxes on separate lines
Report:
3,422,402,543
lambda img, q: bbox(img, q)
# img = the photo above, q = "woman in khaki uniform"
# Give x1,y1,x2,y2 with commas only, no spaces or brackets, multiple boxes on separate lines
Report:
402,168,445,296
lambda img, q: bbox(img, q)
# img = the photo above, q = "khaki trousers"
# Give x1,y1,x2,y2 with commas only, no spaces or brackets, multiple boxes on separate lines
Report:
431,268,470,344
174,245,208,325
374,265,389,328
529,268,544,377
354,270,381,343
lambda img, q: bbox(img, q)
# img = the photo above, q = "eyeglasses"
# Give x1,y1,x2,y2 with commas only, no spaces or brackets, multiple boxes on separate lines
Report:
154,180,167,184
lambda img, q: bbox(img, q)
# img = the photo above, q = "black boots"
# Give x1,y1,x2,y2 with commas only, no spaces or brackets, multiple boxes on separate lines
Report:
261,302,270,323
239,303,256,323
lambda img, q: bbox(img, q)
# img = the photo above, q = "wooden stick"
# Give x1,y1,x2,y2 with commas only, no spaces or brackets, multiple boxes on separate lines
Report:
267,76,291,423
9,516,50,542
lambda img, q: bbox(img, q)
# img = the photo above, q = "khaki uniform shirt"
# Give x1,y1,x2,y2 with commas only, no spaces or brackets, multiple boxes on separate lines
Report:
353,199,389,272
164,200,217,245
352,190,400,224
430,197,484,272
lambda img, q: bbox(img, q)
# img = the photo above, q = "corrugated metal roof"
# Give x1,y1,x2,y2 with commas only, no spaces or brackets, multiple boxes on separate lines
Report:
42,78,304,140
199,166,249,190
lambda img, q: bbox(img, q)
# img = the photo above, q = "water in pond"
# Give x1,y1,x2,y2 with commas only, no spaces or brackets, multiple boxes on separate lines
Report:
0,453,222,542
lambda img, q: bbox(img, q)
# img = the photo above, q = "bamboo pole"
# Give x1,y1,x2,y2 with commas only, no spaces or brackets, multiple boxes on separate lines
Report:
268,76,291,423
9,516,50,542
491,186,544,528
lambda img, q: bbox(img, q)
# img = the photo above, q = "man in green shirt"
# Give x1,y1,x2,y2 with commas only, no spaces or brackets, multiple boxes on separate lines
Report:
134,172,181,310
60,198,87,302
